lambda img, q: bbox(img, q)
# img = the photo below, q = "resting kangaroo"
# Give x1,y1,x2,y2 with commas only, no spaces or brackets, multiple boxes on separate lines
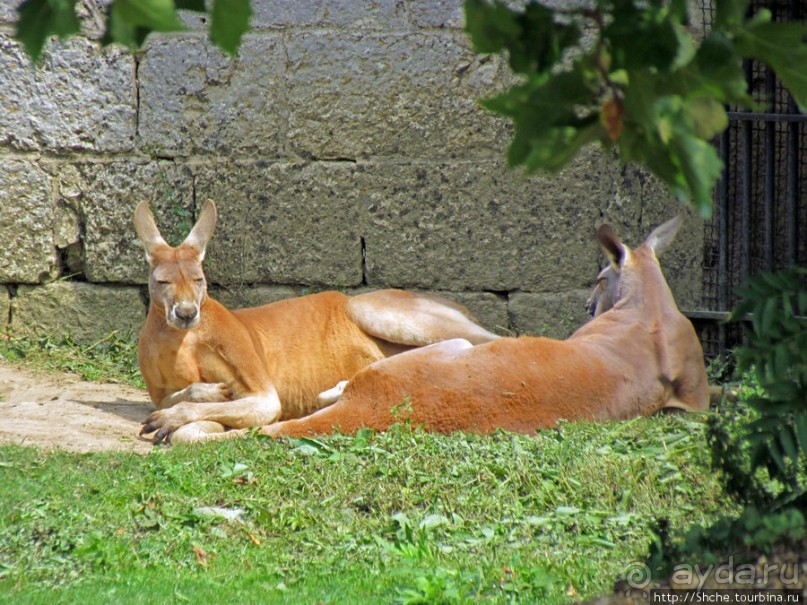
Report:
259,215,710,438
136,199,499,444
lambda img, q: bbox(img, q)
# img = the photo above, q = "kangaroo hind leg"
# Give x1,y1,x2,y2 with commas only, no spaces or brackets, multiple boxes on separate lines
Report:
347,289,500,346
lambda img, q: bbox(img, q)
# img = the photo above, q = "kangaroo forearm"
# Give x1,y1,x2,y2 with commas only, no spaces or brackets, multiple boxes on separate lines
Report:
190,394,282,428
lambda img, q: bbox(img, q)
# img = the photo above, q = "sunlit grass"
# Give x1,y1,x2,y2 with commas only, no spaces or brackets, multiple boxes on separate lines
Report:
0,415,726,604
0,331,145,390
0,333,729,603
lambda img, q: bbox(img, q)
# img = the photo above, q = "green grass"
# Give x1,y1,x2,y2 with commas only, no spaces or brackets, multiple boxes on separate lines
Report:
0,333,730,603
0,417,726,604
0,332,145,389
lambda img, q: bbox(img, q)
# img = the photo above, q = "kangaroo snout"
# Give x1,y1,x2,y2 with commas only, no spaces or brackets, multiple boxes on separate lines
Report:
170,302,200,329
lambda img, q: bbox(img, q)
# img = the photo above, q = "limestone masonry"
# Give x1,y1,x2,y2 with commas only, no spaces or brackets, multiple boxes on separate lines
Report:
0,0,703,344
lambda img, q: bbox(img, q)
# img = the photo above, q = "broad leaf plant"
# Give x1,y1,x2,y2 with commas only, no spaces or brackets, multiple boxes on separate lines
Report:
464,0,807,218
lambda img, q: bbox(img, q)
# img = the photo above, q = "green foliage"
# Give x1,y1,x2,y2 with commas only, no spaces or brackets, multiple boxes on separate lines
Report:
0,331,145,389
649,505,805,573
102,0,184,50
16,0,80,62
650,370,806,578
209,0,253,55
734,13,807,114
681,270,807,585
730,268,807,492
464,0,807,217
705,350,736,384
15,0,252,63
0,416,722,603
705,372,807,509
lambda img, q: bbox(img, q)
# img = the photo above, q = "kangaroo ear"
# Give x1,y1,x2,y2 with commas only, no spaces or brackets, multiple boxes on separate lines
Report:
597,223,628,272
133,202,167,263
644,214,684,257
184,199,217,261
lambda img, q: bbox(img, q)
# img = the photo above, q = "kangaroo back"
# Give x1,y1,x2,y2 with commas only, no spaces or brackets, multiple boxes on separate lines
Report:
263,216,710,438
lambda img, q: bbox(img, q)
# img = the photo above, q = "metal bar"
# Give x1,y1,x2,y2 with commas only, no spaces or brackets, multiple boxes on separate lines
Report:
764,71,775,270
787,105,799,266
685,310,732,321
684,310,762,322
786,0,801,266
727,112,807,123
717,128,730,353
741,79,752,290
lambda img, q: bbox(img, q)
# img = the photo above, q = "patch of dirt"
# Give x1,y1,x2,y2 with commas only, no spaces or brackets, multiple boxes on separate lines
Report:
0,359,154,453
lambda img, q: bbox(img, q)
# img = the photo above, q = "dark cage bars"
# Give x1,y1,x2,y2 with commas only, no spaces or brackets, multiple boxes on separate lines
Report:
691,0,807,360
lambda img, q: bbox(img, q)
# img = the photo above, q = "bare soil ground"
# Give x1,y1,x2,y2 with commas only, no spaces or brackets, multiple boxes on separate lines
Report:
0,359,154,453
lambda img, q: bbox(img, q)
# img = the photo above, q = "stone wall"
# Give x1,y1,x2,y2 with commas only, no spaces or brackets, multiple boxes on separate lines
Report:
0,0,704,344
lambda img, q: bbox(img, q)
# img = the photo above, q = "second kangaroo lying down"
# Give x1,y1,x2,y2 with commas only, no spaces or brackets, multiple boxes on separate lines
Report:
258,215,710,438
136,200,499,444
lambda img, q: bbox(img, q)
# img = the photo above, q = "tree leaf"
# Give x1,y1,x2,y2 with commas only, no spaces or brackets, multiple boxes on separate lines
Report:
104,2,151,49
176,0,205,11
760,270,794,293
778,425,799,465
16,0,81,63
605,1,680,72
113,0,185,32
760,296,780,339
483,66,599,171
772,344,791,384
210,0,252,56
464,0,520,55
103,0,185,49
759,380,799,404
601,97,624,142
522,120,601,173
735,19,807,113
767,438,785,473
795,414,807,448
670,123,723,217
686,96,728,140
714,0,751,29
465,0,579,77
510,2,580,75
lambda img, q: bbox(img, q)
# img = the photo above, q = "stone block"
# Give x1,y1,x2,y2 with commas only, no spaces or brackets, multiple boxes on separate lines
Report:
203,284,508,339
508,290,592,338
407,0,465,29
138,34,286,157
194,161,365,287
0,35,134,152
1,287,9,327
209,285,307,311
0,0,19,24
251,0,408,29
75,0,112,40
358,154,605,292
62,161,194,284
286,31,508,159
0,160,55,283
180,0,408,30
439,291,510,336
11,282,146,344
0,1,110,37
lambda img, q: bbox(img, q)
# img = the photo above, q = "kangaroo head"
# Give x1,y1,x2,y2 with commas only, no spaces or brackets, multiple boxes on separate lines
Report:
587,215,684,315
585,265,619,317
134,199,218,330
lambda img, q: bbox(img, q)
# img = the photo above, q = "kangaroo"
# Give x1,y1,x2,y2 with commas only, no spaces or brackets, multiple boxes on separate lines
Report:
258,215,710,438
135,199,499,444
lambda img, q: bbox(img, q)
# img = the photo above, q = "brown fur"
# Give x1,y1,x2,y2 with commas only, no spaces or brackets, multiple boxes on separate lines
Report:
134,200,499,443
261,216,710,439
